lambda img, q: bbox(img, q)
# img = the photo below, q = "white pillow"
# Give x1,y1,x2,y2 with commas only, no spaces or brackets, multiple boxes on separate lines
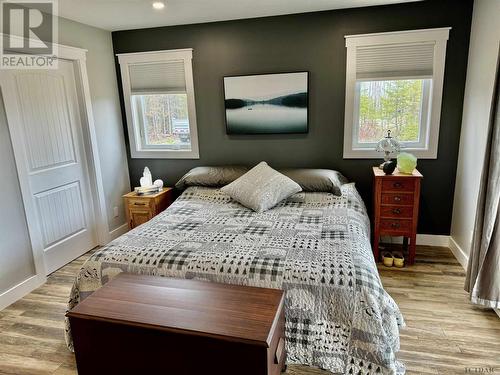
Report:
221,162,302,212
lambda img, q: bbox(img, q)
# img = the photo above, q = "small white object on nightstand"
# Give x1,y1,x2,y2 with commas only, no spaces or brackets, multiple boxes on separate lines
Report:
140,167,153,187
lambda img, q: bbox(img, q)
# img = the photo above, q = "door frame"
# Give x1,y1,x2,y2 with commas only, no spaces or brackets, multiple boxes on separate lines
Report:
0,34,110,281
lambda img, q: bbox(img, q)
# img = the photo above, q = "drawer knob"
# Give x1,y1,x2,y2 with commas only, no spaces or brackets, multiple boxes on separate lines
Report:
394,196,402,202
392,208,401,215
134,202,146,206
391,222,401,228
393,182,403,188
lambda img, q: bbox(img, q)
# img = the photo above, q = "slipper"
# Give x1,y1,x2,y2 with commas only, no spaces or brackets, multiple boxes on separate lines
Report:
392,251,405,268
382,251,394,267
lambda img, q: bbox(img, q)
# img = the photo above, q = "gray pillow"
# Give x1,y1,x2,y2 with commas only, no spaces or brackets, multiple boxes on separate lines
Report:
175,166,249,190
279,168,347,196
221,162,302,213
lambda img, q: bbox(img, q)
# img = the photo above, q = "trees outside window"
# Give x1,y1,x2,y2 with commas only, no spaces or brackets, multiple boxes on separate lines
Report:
135,94,190,147
358,79,426,144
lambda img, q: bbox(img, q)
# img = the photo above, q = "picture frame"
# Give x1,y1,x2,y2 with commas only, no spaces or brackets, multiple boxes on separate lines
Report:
223,71,309,134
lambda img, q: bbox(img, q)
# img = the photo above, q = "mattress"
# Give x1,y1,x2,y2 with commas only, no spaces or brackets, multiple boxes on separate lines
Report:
65,184,404,374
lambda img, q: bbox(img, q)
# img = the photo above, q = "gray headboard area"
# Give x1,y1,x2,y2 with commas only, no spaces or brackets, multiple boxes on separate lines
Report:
112,0,473,235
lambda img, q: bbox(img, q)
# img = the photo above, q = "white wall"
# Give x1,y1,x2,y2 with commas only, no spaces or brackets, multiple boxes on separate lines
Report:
450,0,500,260
57,17,131,232
0,17,129,307
0,93,36,294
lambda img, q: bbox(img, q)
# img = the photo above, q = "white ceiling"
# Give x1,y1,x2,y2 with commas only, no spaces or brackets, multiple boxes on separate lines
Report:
58,0,421,31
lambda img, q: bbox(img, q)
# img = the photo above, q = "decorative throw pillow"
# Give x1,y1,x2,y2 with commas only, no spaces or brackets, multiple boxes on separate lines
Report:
279,168,347,196
175,166,249,190
221,162,302,212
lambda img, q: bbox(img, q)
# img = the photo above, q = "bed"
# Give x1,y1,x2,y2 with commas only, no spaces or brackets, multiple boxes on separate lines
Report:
65,182,404,374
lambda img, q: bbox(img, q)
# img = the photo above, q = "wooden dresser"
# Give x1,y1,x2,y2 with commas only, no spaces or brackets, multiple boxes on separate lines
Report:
123,188,173,229
67,274,286,375
372,167,422,265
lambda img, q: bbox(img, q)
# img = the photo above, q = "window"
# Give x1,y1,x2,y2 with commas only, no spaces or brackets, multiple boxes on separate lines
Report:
343,28,450,159
355,79,431,148
132,94,190,149
117,49,199,159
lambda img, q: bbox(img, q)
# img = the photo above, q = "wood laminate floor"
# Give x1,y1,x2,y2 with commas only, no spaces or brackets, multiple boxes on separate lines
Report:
0,245,499,374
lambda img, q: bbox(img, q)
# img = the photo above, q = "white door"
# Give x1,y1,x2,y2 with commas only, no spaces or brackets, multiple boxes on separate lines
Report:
0,59,98,274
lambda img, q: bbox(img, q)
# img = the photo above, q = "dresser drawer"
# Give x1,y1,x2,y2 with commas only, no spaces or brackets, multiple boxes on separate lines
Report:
382,178,415,192
381,192,414,205
127,197,153,209
380,206,413,219
380,218,412,233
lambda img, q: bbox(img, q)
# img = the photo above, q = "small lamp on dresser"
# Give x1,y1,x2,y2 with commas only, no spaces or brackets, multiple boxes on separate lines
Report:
375,130,401,168
372,167,422,265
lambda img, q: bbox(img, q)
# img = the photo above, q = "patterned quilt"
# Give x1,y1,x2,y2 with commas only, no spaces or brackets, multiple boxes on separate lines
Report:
65,184,405,374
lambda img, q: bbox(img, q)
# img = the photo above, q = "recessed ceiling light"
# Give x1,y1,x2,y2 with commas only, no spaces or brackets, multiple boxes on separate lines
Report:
152,2,165,10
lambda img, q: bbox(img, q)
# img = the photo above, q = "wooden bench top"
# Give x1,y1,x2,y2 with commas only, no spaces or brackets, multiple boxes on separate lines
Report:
67,273,284,347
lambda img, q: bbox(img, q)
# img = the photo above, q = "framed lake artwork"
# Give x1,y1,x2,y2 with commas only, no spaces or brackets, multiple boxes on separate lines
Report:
223,72,309,134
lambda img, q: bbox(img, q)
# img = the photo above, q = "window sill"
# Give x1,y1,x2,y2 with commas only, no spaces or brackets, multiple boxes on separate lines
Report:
343,148,437,159
130,149,200,159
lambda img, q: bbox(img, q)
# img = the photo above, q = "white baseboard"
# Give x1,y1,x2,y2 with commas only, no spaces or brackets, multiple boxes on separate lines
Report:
109,223,129,242
0,274,46,311
495,309,500,318
381,234,450,247
449,236,469,270
416,234,450,247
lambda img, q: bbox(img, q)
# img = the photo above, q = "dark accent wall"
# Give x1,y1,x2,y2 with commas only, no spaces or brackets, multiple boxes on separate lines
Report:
112,0,473,235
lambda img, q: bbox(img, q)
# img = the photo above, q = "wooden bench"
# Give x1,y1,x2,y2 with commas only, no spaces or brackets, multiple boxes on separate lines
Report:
67,273,286,375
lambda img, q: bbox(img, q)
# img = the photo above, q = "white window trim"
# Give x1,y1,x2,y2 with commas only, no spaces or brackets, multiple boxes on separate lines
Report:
117,49,200,159
343,28,450,159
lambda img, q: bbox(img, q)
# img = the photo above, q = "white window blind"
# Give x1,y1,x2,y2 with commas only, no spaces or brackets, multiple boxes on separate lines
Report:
129,61,186,93
356,42,435,80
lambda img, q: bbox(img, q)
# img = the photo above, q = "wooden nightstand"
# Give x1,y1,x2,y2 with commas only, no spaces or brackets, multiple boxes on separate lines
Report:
123,188,173,229
372,167,422,265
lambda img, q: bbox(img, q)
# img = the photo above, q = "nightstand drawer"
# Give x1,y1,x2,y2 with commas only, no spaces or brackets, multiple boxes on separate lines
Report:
380,218,412,233
380,206,413,219
127,198,153,209
381,192,414,205
382,178,415,192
